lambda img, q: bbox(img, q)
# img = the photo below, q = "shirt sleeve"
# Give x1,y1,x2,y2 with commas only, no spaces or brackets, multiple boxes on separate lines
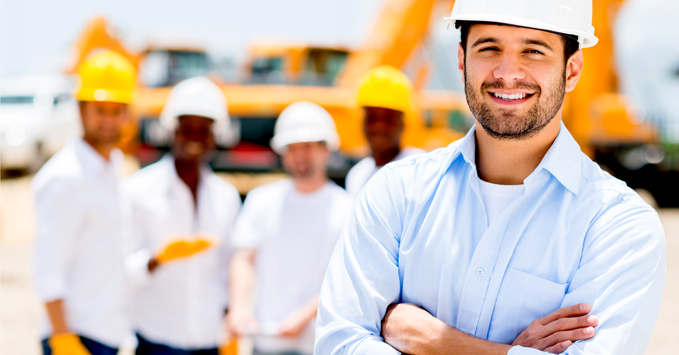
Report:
344,164,360,198
315,168,404,355
122,190,153,288
222,187,243,297
509,195,666,355
32,178,82,302
223,188,242,249
231,191,263,249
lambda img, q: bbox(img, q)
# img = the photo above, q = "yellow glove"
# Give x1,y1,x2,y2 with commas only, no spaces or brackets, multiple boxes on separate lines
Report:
156,238,213,263
49,333,91,355
219,339,238,355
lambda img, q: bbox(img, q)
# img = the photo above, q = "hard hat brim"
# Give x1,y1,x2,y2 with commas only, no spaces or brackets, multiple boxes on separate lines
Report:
445,15,598,48
76,88,133,104
270,128,340,155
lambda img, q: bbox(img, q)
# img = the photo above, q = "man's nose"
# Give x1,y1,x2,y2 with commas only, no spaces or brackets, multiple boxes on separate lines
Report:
101,112,119,125
367,118,390,130
493,52,526,82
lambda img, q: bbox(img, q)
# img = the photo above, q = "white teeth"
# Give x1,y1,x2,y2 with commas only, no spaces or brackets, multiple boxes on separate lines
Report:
493,92,527,100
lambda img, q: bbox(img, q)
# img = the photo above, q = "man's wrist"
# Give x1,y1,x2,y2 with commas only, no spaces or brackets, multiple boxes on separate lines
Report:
229,304,249,316
413,315,454,354
409,317,511,355
147,257,159,272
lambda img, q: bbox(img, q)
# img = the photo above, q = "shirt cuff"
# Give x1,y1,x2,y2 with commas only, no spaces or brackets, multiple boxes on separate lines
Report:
508,345,549,355
349,335,401,355
125,248,152,288
34,274,68,302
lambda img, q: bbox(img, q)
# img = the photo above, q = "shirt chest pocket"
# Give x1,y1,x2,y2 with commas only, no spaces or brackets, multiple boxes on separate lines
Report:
487,268,568,344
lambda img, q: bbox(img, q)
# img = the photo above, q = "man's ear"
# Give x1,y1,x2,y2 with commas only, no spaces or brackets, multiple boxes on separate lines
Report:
565,50,584,93
458,43,465,85
78,101,87,125
121,105,132,124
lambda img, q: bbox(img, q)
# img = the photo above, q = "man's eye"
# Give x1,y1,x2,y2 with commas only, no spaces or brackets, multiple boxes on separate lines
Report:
479,47,499,52
526,49,544,55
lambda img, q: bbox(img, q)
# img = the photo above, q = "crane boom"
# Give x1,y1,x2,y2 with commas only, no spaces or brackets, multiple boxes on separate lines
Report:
336,0,438,87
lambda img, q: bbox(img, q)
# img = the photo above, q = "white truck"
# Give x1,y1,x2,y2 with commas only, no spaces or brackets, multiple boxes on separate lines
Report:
0,74,80,172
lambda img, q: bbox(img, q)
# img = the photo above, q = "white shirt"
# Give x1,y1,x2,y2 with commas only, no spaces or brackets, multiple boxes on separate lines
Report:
316,123,665,355
478,180,524,225
232,179,353,354
345,147,425,197
32,138,127,347
122,155,242,350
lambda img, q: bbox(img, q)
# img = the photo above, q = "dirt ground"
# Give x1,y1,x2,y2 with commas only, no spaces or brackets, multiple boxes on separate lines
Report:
2,170,677,355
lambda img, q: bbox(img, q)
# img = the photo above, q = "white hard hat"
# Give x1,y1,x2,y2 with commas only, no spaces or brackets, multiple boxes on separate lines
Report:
444,0,598,49
270,101,340,154
159,76,230,140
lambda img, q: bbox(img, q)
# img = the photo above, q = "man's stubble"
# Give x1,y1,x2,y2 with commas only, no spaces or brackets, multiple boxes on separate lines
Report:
464,60,566,141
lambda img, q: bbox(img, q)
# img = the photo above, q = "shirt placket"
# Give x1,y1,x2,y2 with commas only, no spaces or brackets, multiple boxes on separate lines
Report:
459,172,546,340
174,180,201,348
473,172,549,339
454,167,529,338
186,182,205,348
454,212,512,336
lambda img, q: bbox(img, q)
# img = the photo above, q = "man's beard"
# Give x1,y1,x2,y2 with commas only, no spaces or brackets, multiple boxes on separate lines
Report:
464,66,566,140
286,162,316,180
86,130,121,147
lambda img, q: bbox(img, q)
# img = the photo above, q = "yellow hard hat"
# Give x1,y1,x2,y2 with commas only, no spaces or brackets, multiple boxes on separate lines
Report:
356,65,414,114
74,50,136,104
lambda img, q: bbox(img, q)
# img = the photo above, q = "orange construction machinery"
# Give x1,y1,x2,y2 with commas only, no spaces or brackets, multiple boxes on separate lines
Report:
68,0,662,200
68,1,470,185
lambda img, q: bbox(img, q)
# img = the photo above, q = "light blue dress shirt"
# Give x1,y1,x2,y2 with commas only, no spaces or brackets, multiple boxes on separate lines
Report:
315,123,666,355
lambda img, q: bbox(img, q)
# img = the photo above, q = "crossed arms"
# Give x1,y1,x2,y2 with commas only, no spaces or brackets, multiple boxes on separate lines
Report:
314,169,666,355
380,303,596,355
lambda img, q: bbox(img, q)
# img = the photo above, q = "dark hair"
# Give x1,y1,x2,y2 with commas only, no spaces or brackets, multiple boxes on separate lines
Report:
458,22,579,65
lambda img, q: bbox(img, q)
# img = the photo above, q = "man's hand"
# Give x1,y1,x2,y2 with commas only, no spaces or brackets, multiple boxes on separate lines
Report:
381,303,597,355
49,333,91,355
381,303,447,354
512,303,598,353
278,309,312,338
226,308,260,338
278,295,320,338
156,238,213,264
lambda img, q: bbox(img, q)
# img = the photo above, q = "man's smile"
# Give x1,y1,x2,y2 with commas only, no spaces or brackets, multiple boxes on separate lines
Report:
486,89,536,106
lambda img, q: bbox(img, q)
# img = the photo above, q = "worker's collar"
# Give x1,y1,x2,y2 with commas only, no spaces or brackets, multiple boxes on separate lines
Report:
155,153,214,192
455,121,581,195
74,137,122,177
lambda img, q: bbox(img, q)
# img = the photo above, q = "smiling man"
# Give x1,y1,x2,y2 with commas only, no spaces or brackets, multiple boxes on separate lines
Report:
123,76,241,355
314,1,666,355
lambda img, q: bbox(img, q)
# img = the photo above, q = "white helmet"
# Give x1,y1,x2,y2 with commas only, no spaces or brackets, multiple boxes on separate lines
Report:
270,101,340,154
159,76,230,143
444,0,598,49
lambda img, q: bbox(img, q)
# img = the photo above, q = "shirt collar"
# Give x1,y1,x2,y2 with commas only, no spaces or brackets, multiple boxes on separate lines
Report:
156,153,215,193
533,122,582,195
451,121,581,195
456,125,478,168
74,137,123,177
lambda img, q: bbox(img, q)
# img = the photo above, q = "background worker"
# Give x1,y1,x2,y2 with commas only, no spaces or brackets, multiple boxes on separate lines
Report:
227,101,353,355
315,0,666,354
344,65,424,197
32,50,136,355
122,76,241,355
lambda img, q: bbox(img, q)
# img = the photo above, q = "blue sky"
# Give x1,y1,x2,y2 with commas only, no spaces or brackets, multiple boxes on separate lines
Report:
1,0,385,76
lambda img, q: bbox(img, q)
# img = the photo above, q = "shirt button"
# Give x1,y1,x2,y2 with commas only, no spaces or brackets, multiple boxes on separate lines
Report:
475,268,484,277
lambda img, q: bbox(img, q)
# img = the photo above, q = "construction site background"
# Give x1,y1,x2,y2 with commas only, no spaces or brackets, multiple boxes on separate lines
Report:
2,0,679,354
